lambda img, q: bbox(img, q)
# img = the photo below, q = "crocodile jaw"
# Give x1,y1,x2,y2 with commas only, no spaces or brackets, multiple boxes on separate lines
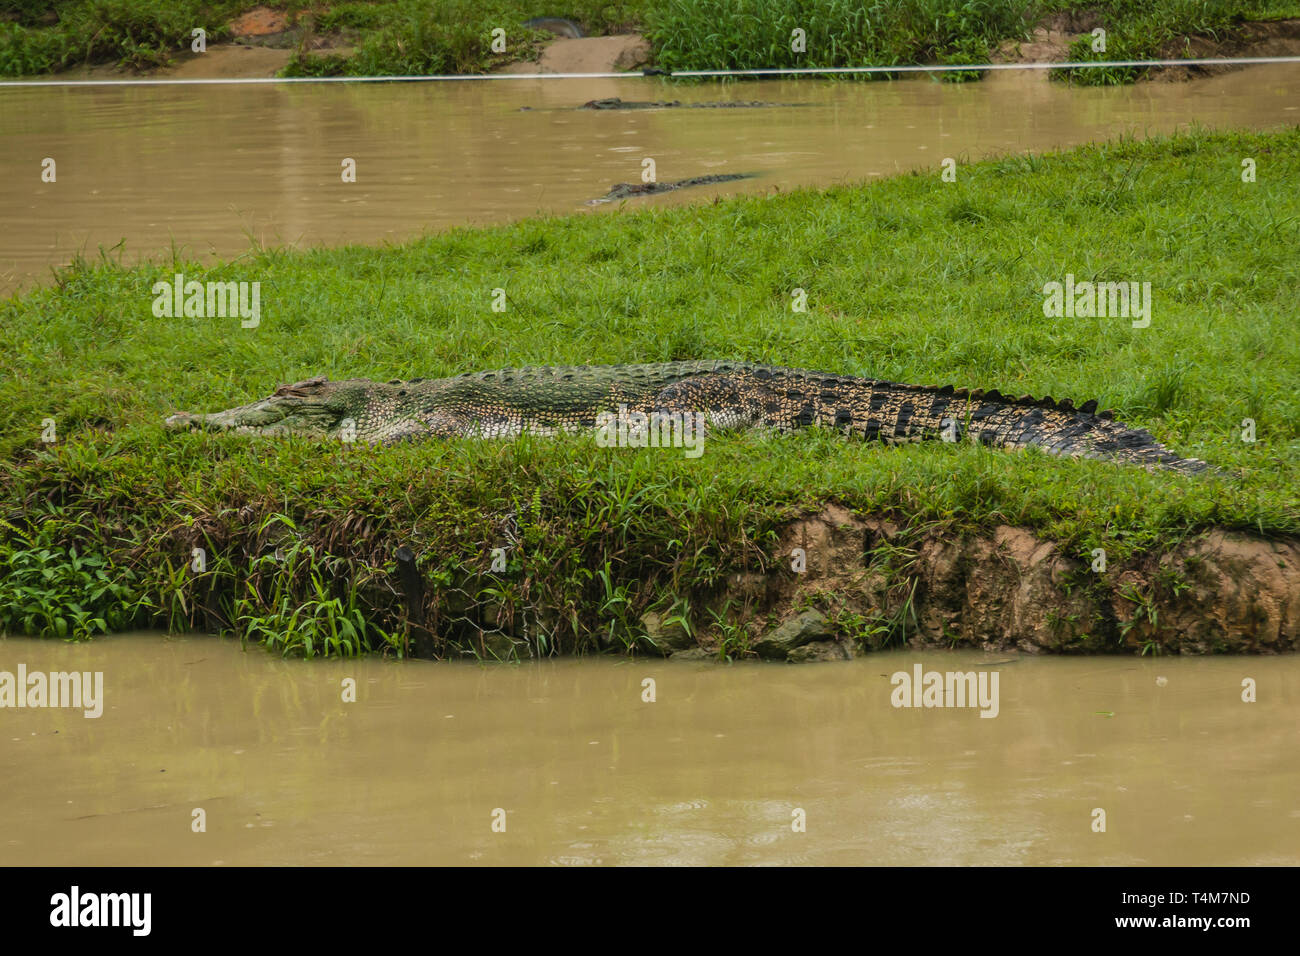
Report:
165,378,349,439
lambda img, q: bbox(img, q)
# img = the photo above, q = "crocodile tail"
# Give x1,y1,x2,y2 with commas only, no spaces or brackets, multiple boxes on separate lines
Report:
1071,416,1211,474
789,374,1209,474
921,385,1211,474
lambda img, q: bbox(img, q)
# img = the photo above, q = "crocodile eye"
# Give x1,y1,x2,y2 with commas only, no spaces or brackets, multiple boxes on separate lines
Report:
398,389,407,397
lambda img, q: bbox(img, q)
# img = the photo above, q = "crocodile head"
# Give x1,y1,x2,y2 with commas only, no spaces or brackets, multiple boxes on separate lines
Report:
165,376,371,440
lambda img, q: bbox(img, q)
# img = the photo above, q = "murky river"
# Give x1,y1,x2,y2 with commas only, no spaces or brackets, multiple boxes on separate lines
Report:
3,65,1299,295
2,634,1297,865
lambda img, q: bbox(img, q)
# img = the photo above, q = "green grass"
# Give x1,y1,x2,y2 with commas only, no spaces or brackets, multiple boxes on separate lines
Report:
0,0,246,74
4,0,1298,79
645,0,1029,77
1,128,1298,655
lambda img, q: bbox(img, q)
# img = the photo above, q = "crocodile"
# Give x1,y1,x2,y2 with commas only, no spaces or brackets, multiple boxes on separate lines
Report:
579,97,804,110
163,361,1209,473
586,173,753,205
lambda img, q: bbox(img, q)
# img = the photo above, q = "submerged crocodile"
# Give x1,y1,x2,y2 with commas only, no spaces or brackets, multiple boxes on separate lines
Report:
586,173,752,204
164,361,1208,473
579,97,803,110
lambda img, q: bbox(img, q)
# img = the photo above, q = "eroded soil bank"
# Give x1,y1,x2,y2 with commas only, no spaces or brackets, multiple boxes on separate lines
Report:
667,507,1299,662
994,14,1300,77
406,506,1300,662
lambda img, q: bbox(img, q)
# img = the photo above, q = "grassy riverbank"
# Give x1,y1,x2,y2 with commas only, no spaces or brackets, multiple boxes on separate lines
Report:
1054,0,1300,84
1,128,1298,655
2,1,1298,79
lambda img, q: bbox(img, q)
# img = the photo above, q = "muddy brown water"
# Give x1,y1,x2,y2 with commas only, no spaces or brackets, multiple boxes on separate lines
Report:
2,633,1297,865
3,66,1300,294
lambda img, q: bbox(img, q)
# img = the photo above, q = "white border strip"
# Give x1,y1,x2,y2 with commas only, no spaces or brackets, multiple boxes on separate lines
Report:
1,55,1299,87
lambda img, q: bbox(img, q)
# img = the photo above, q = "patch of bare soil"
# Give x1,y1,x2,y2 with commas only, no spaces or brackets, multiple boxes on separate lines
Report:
497,34,650,74
58,3,351,83
681,506,1300,660
1154,17,1300,80
992,10,1103,64
60,42,354,80
228,6,291,38
992,27,1075,64
50,46,253,80
993,16,1300,81
160,44,296,79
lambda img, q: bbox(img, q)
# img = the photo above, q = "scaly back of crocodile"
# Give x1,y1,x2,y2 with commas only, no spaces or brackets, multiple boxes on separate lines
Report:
164,360,1209,473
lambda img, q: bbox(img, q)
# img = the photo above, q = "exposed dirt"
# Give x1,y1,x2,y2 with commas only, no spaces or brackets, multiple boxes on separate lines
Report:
54,44,285,80
228,6,292,38
161,45,297,79
982,11,1102,65
994,15,1300,80
1155,17,1300,80
992,26,1075,64
678,506,1300,660
496,34,651,74
56,5,344,80
59,39,355,81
